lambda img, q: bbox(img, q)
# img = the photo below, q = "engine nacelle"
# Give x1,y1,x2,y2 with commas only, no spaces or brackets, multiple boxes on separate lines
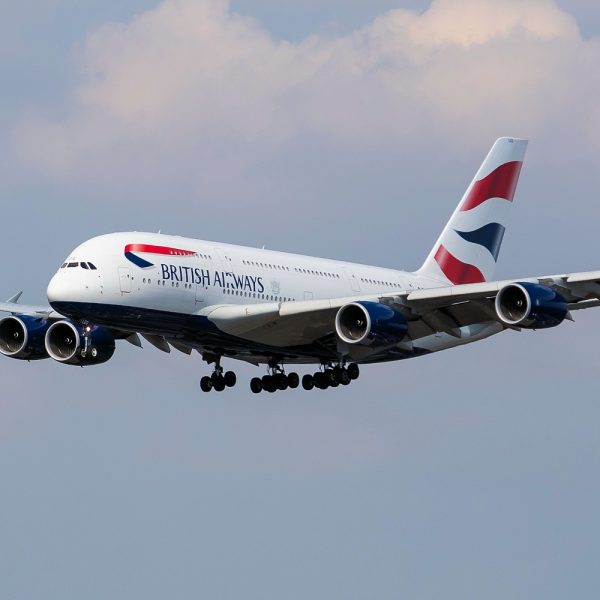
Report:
495,282,567,329
335,301,408,346
0,315,50,360
45,321,115,366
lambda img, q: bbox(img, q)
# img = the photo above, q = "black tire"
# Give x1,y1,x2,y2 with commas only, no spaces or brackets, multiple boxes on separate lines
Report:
200,376,213,393
250,377,262,394
224,371,237,388
326,370,337,385
340,370,351,385
302,374,314,391
275,374,288,391
314,372,328,389
347,363,360,380
288,372,300,389
262,375,276,393
332,366,344,383
213,377,226,392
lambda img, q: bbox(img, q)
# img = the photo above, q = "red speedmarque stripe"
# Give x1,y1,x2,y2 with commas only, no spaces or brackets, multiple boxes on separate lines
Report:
434,245,486,284
124,244,196,257
460,161,523,212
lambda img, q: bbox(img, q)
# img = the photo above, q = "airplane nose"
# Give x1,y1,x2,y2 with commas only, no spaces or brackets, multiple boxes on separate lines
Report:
46,274,64,303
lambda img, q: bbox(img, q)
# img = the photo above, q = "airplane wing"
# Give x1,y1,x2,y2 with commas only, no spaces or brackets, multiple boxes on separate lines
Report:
203,270,600,347
0,292,63,319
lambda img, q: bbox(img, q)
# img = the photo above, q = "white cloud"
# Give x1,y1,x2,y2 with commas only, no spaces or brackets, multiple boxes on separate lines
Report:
13,0,600,185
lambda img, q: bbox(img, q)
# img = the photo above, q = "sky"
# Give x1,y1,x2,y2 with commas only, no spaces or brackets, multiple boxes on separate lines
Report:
1,1,600,598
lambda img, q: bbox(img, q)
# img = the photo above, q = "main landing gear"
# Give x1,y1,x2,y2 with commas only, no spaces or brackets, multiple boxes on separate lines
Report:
250,365,300,394
199,355,360,394
200,356,237,393
250,363,360,394
301,363,359,391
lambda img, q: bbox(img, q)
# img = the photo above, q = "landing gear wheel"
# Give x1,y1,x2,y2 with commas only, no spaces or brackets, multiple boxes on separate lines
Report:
262,375,276,393
224,371,237,388
250,377,263,394
347,363,360,380
212,377,226,392
275,374,288,391
340,369,351,385
200,376,213,393
332,366,344,383
314,372,328,389
302,374,314,391
288,372,300,389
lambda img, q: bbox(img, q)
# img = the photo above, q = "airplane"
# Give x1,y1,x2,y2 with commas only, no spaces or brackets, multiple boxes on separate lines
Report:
2,137,599,394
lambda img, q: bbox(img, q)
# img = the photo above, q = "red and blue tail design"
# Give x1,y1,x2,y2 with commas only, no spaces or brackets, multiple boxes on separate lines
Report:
419,137,528,285
124,244,197,269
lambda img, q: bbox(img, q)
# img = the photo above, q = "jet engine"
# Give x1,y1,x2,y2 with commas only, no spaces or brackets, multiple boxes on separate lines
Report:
335,301,408,346
45,321,115,366
495,282,568,329
0,315,50,360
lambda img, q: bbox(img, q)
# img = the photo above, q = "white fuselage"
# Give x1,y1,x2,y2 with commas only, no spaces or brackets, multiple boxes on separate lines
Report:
46,232,502,364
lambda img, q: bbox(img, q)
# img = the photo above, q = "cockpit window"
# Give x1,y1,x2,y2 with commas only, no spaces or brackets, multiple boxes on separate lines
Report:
81,262,89,270
61,263,67,269
88,263,97,270
67,262,78,268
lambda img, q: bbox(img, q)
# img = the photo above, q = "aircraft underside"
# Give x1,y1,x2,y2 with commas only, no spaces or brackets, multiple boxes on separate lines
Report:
52,300,439,363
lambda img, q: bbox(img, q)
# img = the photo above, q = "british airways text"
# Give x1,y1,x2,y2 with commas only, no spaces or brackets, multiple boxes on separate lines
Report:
161,264,265,293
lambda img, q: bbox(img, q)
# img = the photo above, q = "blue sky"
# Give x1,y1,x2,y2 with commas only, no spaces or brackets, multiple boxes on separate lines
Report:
1,2,600,598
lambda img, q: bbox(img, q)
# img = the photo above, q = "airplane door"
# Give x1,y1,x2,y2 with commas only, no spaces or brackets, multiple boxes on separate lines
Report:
215,247,234,271
119,267,131,293
342,267,361,293
195,285,205,304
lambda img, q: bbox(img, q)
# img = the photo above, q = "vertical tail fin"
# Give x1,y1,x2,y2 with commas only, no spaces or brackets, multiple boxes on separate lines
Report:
418,137,528,285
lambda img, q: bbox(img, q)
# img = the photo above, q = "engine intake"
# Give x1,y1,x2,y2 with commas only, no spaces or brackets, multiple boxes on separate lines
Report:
45,321,115,366
335,301,408,346
495,282,567,329
0,315,50,360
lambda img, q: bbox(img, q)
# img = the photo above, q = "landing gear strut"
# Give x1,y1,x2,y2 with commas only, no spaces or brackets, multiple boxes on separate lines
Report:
200,355,237,393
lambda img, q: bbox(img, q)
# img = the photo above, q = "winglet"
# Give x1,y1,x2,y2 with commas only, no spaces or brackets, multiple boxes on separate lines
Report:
6,291,23,304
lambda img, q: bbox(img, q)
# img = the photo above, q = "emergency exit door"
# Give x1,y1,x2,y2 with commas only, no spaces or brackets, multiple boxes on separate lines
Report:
119,268,131,293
